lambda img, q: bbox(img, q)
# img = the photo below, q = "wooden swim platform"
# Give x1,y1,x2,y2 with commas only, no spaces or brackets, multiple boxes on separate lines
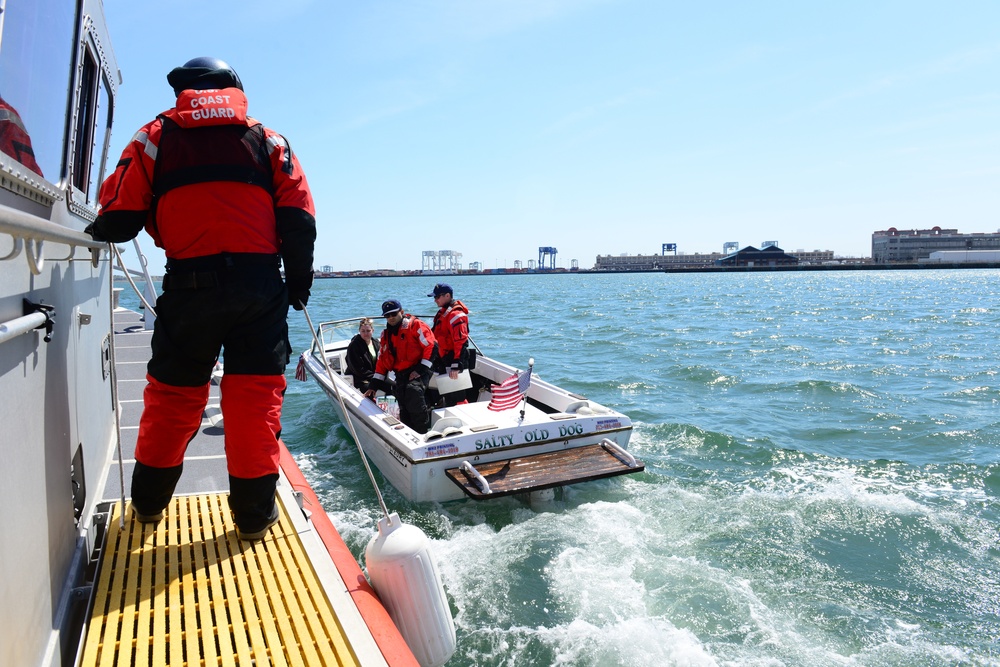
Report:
445,441,644,499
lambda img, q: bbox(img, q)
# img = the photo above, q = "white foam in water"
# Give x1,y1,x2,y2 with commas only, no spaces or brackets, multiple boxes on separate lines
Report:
432,500,721,666
767,461,989,517
540,617,717,666
315,445,994,666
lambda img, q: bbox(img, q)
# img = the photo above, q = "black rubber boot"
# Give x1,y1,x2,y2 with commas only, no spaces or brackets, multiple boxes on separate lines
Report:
130,461,184,517
228,473,279,538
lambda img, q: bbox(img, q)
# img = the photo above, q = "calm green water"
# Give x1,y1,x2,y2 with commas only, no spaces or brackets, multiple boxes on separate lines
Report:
130,269,1000,665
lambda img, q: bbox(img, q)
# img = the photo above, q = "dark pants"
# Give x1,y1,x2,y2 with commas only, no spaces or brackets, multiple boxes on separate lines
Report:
395,373,431,434
441,389,465,407
131,257,291,532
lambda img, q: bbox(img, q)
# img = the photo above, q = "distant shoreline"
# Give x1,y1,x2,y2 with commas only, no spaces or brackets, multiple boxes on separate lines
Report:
115,261,1000,283
312,261,1000,279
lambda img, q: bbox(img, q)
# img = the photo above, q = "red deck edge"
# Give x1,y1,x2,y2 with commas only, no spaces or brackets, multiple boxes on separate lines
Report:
279,442,420,667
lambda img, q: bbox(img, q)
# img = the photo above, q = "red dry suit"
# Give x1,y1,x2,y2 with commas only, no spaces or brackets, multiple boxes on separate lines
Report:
373,315,437,380
91,87,316,530
95,88,314,285
431,299,470,371
372,315,437,433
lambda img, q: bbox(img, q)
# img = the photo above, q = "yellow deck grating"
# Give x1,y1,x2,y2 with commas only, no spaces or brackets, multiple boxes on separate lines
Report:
81,494,361,666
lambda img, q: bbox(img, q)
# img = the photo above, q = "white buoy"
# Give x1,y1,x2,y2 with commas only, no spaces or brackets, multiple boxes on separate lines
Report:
366,512,456,667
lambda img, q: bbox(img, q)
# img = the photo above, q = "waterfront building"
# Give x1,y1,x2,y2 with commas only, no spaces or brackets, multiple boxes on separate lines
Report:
594,252,723,270
595,247,839,271
717,245,799,267
871,227,1000,263
923,250,1000,264
790,249,836,264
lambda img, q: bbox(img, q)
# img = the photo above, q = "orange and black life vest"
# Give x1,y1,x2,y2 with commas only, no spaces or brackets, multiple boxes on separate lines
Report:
152,116,273,199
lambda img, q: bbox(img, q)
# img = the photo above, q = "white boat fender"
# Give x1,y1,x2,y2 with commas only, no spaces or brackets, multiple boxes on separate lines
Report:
366,512,457,667
203,404,223,428
210,361,224,385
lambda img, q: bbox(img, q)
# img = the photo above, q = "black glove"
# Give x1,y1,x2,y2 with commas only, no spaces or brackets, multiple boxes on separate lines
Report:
289,290,309,311
84,222,106,241
435,352,453,375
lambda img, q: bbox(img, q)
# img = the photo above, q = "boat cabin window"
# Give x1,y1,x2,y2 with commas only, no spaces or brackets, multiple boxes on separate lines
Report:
72,46,113,205
0,0,77,183
72,52,98,194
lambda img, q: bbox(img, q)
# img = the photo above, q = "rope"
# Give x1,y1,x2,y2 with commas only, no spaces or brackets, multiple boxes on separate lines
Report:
105,247,127,528
300,305,391,521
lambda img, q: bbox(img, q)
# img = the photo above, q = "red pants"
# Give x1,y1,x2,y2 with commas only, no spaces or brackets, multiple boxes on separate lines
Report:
129,259,291,531
134,372,285,478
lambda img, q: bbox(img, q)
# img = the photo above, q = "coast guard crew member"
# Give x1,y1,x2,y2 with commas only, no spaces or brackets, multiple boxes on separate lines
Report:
86,57,316,541
428,283,471,407
364,300,437,433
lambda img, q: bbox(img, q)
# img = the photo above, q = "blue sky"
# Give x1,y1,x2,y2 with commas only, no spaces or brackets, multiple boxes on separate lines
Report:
104,1,1000,272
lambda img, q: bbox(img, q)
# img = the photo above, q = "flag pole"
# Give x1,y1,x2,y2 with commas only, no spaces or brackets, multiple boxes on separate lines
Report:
519,357,534,421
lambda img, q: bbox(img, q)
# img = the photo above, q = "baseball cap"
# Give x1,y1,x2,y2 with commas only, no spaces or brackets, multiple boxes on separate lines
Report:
381,299,402,316
427,283,453,298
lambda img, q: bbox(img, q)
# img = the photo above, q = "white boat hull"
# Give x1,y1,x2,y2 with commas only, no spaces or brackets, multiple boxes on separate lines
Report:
301,329,636,503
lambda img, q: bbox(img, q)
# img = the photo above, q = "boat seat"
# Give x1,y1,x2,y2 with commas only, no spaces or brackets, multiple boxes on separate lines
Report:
425,416,464,441
563,400,593,415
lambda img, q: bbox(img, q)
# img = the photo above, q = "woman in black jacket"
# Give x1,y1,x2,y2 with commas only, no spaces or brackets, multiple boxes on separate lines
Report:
345,317,380,391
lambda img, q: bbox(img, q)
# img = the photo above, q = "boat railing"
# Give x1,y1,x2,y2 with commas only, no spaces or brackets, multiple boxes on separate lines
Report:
111,240,159,329
1,206,157,328
0,302,55,346
0,204,106,275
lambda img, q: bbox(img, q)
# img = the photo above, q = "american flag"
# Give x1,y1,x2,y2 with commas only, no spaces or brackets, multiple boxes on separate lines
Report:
294,355,308,382
487,366,532,411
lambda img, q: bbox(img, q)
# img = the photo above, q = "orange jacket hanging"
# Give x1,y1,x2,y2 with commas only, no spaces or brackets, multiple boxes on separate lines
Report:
0,97,43,176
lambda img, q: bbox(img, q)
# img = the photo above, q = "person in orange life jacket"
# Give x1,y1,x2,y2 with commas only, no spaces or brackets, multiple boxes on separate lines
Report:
428,283,471,407
85,57,317,541
364,300,438,434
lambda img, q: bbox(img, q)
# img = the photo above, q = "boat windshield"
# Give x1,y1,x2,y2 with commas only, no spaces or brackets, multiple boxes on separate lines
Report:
315,317,381,351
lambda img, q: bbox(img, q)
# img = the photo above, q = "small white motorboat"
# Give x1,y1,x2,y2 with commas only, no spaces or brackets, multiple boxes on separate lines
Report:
299,316,643,503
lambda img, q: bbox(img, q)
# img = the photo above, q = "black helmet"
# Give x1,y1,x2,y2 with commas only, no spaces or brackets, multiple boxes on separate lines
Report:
167,57,243,96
